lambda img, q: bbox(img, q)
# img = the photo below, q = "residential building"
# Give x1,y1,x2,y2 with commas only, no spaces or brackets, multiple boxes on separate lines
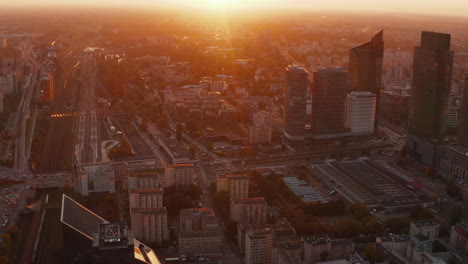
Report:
127,170,163,190
245,227,274,264
217,174,249,200
459,73,468,148
311,67,349,139
405,235,433,264
283,65,308,147
348,30,384,129
406,32,454,165
248,126,272,145
449,222,468,255
409,220,440,241
253,111,283,133
129,188,163,209
438,146,468,180
230,197,267,225
130,208,168,244
346,91,376,135
164,163,194,188
303,235,354,264
74,163,116,196
178,208,223,257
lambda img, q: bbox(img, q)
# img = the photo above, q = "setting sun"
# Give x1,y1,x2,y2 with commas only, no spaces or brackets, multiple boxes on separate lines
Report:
203,0,241,8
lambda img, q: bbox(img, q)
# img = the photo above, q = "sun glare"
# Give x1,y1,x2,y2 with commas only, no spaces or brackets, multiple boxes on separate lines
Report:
204,0,240,8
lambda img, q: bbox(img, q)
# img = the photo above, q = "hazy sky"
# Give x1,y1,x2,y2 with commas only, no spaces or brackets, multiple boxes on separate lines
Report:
2,0,468,17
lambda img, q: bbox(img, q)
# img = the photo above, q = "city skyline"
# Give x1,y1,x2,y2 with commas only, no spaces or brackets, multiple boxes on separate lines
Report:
1,0,468,17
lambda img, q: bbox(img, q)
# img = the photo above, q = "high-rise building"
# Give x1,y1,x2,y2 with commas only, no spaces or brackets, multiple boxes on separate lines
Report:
230,197,267,225
248,126,272,145
283,65,308,147
164,163,194,188
311,67,348,138
217,174,249,200
406,32,454,165
348,30,384,129
346,91,377,135
128,187,168,244
74,163,116,196
459,73,468,148
245,227,274,264
129,188,163,209
449,221,468,255
178,208,223,257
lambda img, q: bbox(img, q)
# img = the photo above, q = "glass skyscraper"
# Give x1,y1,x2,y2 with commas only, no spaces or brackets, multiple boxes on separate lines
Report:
283,65,308,147
348,30,384,128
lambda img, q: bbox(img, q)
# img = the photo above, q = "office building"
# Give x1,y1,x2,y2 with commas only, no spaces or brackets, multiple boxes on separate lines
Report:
217,174,249,200
127,169,163,190
212,80,228,93
406,32,454,165
74,163,116,196
248,126,272,145
179,208,223,257
346,92,376,135
230,197,267,225
245,227,274,264
409,219,439,241
459,73,468,148
449,221,468,255
164,163,194,188
283,65,308,147
348,30,384,128
311,67,348,139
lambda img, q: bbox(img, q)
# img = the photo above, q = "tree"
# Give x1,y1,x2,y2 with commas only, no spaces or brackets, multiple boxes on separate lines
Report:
446,180,462,199
212,191,230,220
384,217,410,234
348,202,371,221
410,205,433,220
364,244,384,263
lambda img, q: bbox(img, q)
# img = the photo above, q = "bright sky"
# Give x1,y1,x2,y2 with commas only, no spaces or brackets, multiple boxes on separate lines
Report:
2,0,468,17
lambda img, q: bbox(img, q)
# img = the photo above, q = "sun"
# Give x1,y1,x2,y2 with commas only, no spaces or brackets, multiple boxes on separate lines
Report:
205,0,239,7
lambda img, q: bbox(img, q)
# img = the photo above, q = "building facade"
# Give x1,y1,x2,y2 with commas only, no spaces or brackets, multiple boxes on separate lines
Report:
409,219,440,241
459,73,468,148
449,222,468,255
348,30,384,129
74,163,116,196
311,67,348,138
406,31,454,164
245,227,274,264
283,65,308,147
230,197,267,225
164,163,194,188
217,174,249,200
248,126,273,145
346,91,376,135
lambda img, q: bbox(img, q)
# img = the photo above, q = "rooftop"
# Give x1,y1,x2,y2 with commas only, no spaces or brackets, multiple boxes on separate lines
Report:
412,219,439,227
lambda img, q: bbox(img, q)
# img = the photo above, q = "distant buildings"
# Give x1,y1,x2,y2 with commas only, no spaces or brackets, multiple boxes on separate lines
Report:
449,221,468,255
438,146,468,180
409,219,439,241
178,208,223,257
405,235,433,264
311,67,349,139
406,31,454,166
217,173,249,200
248,126,272,145
253,111,283,133
164,163,194,188
346,92,376,135
283,65,308,147
0,73,15,95
459,72,468,148
212,80,228,93
74,163,116,196
348,30,384,129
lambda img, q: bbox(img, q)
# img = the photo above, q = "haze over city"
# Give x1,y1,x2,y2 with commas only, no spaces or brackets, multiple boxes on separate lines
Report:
0,1,467,264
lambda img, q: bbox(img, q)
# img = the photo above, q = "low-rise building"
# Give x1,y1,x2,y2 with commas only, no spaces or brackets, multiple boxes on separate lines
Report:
303,235,354,264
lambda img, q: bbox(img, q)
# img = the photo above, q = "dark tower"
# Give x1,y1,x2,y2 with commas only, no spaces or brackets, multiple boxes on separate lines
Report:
459,72,468,148
348,30,384,129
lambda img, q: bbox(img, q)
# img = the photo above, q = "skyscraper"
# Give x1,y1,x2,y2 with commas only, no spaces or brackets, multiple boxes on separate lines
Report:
406,31,454,164
459,72,468,148
283,65,308,147
311,67,348,138
348,30,384,128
